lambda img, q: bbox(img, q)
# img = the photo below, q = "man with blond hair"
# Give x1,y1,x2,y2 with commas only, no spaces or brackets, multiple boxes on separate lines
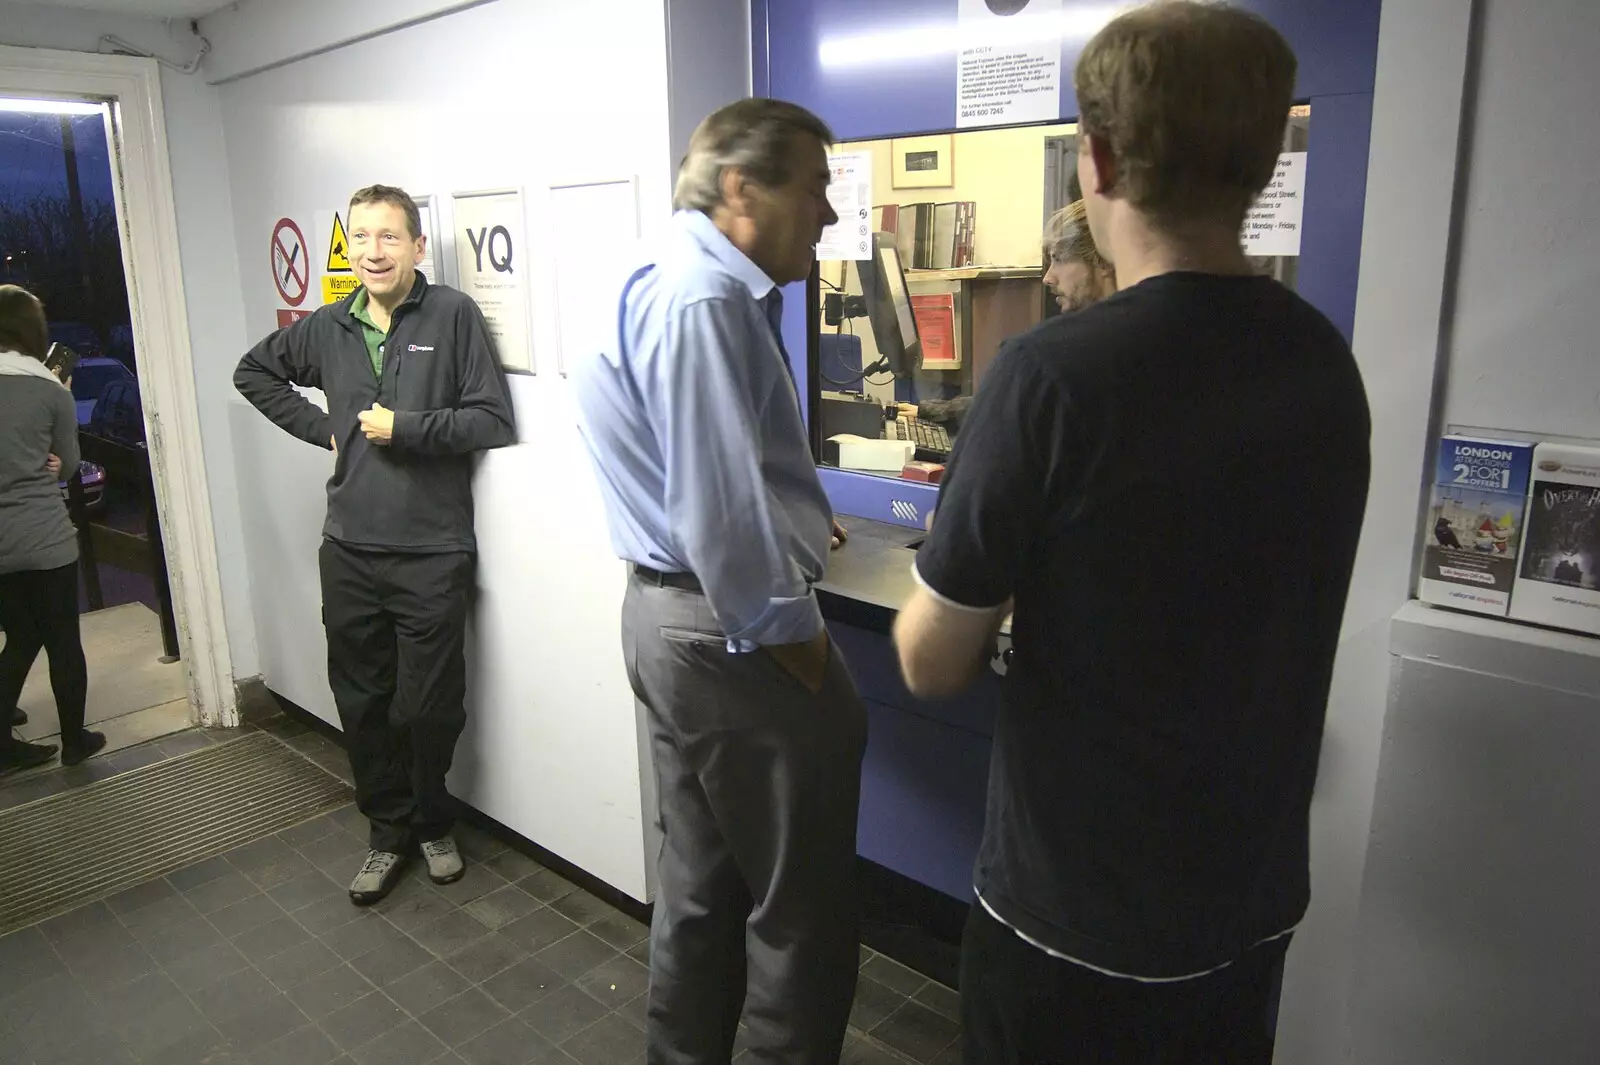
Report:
893,3,1371,1061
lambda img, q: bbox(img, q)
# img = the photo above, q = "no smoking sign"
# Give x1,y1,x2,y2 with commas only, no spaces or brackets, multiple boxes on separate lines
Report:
271,217,310,307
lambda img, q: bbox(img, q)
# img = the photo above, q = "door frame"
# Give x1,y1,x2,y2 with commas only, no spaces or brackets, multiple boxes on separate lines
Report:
0,45,237,726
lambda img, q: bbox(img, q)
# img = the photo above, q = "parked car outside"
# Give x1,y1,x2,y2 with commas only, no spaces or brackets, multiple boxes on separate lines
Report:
58,459,107,515
48,321,102,360
69,357,135,426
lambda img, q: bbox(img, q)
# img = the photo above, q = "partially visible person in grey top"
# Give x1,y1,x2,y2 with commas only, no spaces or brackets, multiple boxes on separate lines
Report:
0,284,105,775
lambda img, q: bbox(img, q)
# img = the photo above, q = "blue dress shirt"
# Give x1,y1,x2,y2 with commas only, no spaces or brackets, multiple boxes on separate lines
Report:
572,210,833,650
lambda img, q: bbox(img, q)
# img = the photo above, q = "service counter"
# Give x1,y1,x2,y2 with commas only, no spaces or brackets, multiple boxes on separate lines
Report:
817,515,1005,903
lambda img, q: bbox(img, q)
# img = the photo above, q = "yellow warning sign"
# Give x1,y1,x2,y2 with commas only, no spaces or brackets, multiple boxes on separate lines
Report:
322,275,360,304
326,212,351,272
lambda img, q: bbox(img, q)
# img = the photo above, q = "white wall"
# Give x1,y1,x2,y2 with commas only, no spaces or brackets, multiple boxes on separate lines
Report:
212,0,672,900
0,2,259,681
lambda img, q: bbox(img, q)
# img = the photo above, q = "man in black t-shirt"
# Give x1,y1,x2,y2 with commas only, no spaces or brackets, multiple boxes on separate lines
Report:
891,4,1372,1063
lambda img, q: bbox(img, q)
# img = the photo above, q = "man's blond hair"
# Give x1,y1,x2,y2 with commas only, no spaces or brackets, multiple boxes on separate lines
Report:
1074,1,1296,227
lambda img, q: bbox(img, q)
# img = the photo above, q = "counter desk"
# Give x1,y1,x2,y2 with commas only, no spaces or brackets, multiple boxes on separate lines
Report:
817,516,1005,904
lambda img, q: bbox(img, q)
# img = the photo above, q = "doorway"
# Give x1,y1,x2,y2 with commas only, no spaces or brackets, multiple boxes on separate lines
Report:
0,46,237,748
2,96,188,761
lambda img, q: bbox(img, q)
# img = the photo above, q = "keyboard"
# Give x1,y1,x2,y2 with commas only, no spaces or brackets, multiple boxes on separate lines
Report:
903,417,952,456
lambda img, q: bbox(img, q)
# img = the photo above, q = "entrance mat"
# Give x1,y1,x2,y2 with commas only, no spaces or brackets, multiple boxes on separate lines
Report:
0,731,351,935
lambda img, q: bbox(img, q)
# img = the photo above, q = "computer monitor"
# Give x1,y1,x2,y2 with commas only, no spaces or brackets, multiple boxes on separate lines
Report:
856,232,920,376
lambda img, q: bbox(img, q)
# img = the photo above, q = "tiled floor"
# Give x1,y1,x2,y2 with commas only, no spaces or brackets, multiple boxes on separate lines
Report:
0,717,962,1064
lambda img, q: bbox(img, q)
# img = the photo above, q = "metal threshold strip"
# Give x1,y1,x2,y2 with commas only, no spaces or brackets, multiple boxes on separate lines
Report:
0,731,351,935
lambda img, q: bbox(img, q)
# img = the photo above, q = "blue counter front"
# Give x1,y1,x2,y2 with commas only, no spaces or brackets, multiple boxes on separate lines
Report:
818,517,1000,904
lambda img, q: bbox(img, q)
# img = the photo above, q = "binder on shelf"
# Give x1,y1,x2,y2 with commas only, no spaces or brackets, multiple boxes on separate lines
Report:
873,204,899,237
931,202,960,270
1509,441,1600,635
1417,435,1533,616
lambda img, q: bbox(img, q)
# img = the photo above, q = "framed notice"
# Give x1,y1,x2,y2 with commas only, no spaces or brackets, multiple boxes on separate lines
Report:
452,188,534,374
892,135,954,189
548,177,642,377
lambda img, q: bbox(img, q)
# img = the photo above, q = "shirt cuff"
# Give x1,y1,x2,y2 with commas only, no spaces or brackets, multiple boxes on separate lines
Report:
728,591,824,649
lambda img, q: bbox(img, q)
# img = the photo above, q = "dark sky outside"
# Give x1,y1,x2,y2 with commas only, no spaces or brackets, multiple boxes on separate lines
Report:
0,110,115,211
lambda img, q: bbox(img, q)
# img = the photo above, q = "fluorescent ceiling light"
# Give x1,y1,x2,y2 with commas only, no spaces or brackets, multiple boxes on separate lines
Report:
0,98,105,116
819,6,1129,69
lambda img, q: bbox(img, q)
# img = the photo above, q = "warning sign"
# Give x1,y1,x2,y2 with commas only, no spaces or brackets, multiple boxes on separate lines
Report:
322,275,360,304
270,218,309,307
326,212,351,272
276,309,313,328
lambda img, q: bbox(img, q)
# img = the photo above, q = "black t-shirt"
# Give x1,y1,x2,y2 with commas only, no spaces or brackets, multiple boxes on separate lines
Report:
916,272,1371,977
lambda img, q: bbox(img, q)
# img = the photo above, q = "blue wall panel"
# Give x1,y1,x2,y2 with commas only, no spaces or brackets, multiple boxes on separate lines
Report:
767,0,1381,141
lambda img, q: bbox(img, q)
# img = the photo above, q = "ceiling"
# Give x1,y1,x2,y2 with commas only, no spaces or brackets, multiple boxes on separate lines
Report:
26,0,234,19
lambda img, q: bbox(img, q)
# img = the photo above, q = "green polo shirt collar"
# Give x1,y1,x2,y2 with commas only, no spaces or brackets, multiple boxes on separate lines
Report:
349,288,386,379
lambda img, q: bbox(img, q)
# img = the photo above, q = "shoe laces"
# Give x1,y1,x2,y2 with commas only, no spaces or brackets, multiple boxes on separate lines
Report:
421,839,457,859
361,851,400,876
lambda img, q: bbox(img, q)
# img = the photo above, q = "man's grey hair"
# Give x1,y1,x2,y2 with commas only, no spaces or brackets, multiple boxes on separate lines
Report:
673,98,835,212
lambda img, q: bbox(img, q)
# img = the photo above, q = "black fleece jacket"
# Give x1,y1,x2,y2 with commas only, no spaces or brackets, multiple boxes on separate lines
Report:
234,275,516,552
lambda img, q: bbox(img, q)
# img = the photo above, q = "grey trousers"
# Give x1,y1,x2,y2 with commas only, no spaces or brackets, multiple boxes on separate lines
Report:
623,574,868,1065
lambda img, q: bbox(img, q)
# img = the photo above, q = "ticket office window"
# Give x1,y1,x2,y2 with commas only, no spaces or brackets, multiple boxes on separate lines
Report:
809,109,1312,484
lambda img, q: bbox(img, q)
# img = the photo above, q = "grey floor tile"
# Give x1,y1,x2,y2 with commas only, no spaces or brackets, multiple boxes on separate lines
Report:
411,909,491,959
242,850,321,891
445,931,529,984
208,891,288,939
418,986,511,1047
102,741,170,774
120,893,202,942
546,890,614,929
279,811,344,850
92,969,186,1030
452,824,508,862
385,958,473,1017
625,938,649,967
189,965,281,1023
154,730,213,759
349,931,435,988
231,913,314,965
140,916,228,967
930,1043,962,1065
872,1001,960,1064
375,884,457,933
616,992,647,1032
268,868,344,913
1,972,93,1047
322,911,408,961
67,938,160,994
0,772,71,808
861,954,930,997
283,962,378,1021
464,885,542,931
183,870,261,915
534,931,616,983
859,945,877,968
456,1016,552,1065
840,1033,919,1064
297,829,370,872
25,1023,138,1065
515,869,578,904
850,975,909,1034
162,939,252,993
349,1018,450,1065
587,910,648,951
478,956,566,1013
912,981,960,1023
293,894,371,937
500,909,582,955
574,952,649,1010
0,927,68,990
518,983,609,1045
319,990,408,1051
38,900,118,944
105,876,179,917
256,937,344,989
428,866,508,907
166,854,237,892
328,803,368,837
562,1012,645,1065
482,848,544,884
117,995,220,1061
250,1023,344,1065
227,834,301,874
212,992,311,1050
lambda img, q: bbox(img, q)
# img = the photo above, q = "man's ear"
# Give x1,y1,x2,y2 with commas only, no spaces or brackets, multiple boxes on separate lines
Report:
718,166,749,215
1083,133,1118,198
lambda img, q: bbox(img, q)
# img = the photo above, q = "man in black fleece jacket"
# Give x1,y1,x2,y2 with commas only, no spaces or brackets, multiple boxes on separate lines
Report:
236,185,515,904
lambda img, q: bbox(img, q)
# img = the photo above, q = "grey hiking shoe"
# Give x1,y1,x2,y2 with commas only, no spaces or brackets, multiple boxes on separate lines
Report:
348,849,408,905
421,837,465,884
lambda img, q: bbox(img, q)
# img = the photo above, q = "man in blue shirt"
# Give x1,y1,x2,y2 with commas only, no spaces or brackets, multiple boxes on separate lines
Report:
573,99,864,1065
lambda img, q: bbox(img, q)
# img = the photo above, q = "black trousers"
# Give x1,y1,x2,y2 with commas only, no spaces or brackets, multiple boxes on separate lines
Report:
622,575,867,1065
0,562,87,750
961,903,1289,1065
319,540,474,853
